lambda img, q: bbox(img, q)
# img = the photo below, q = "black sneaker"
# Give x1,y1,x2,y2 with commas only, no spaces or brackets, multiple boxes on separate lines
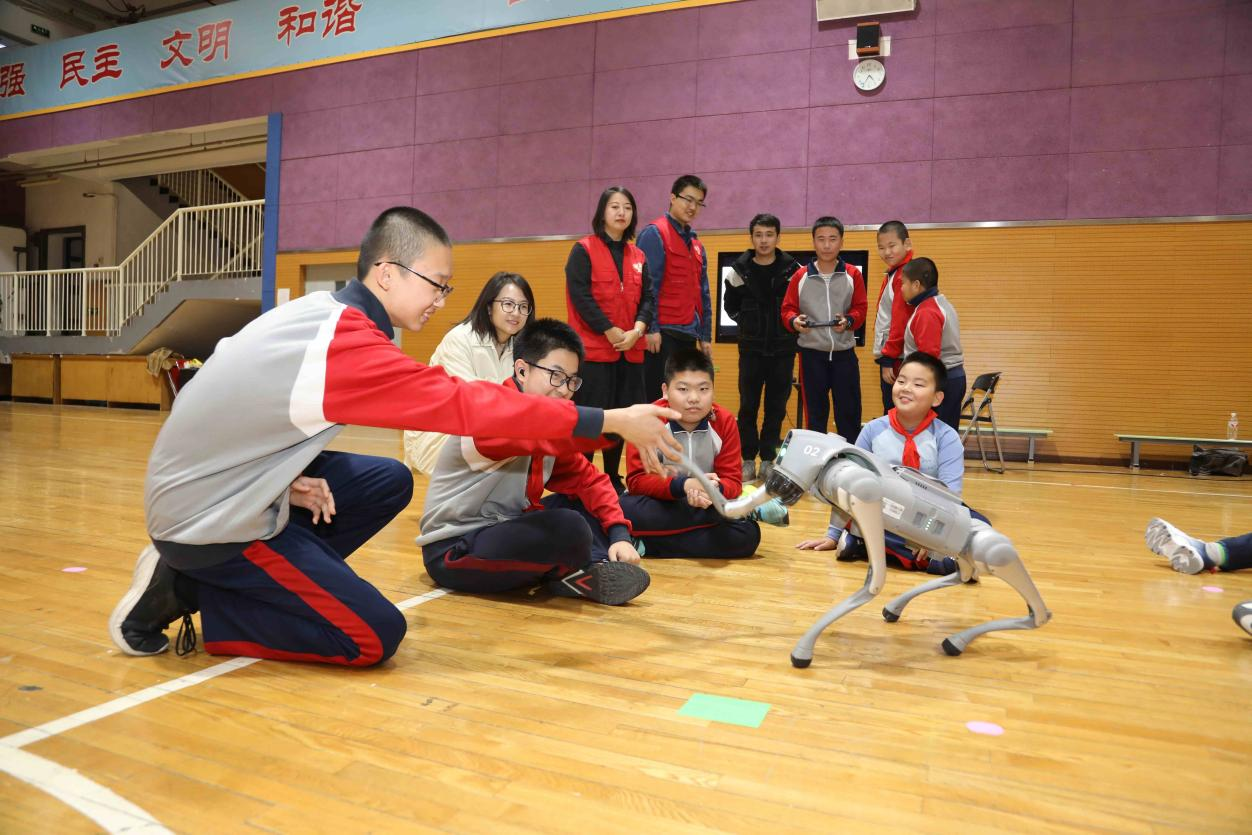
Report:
545,561,650,605
108,546,196,656
835,532,868,562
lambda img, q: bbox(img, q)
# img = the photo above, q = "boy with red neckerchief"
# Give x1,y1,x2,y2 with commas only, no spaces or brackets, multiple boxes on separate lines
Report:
795,351,989,574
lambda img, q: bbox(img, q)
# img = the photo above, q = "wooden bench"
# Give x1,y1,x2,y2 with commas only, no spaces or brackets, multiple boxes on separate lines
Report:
960,425,1052,464
1115,433,1252,469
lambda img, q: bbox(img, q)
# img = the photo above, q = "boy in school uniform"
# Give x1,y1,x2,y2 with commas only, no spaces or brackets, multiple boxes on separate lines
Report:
780,216,868,443
620,348,790,559
899,257,967,430
796,351,986,575
871,220,914,414
637,174,714,399
417,319,651,605
723,212,802,484
110,208,680,665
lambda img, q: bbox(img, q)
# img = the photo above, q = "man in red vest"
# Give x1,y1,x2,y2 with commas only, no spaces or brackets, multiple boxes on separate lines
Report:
637,174,713,400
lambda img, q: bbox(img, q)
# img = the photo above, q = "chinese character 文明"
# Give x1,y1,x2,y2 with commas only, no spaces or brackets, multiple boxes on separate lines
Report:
0,63,27,98
277,5,318,45
321,0,362,38
197,20,232,62
92,43,122,82
161,30,193,69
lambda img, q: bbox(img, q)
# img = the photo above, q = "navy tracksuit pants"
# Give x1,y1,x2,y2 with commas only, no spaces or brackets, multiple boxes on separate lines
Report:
421,495,612,594
798,346,861,443
180,451,412,666
619,494,760,559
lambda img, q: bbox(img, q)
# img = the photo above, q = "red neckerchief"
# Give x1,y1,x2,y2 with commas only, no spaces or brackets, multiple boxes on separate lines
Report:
888,407,936,469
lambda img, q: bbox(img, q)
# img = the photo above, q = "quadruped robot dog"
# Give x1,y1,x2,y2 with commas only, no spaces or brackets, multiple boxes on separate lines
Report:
678,429,1052,666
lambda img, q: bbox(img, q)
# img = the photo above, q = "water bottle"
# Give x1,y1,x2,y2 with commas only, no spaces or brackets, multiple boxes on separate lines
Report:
1229,412,1239,441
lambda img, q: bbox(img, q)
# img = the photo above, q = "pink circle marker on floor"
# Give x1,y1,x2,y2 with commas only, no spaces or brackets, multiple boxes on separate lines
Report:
965,721,1004,736
1201,585,1223,593
62,566,87,573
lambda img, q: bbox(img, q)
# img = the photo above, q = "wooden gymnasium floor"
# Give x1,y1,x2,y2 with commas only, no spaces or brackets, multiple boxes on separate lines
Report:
2,402,1250,833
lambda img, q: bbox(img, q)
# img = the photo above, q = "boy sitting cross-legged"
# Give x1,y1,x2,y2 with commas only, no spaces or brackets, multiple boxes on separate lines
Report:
620,347,790,559
796,351,988,574
417,319,667,604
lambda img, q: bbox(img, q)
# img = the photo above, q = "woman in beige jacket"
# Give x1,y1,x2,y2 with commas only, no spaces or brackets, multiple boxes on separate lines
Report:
403,271,536,474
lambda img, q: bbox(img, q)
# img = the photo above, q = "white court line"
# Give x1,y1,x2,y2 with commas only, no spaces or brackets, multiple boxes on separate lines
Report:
0,587,450,832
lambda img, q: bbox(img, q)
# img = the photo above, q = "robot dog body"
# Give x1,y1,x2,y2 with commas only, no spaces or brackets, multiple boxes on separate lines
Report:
681,429,1051,665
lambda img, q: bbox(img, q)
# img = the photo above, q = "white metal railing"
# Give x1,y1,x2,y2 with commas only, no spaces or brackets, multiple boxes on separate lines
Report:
155,169,247,208
0,199,263,337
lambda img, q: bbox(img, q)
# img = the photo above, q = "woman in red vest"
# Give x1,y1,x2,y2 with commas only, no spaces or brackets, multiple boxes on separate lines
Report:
565,186,656,492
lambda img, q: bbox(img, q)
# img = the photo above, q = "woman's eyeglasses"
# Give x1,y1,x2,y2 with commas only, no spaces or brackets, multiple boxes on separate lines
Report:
493,299,532,315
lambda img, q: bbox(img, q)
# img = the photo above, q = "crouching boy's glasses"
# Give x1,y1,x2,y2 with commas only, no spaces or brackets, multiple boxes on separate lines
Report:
374,260,454,299
527,361,583,392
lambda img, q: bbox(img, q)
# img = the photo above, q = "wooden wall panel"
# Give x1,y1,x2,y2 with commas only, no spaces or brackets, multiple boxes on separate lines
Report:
11,355,58,400
276,219,1252,464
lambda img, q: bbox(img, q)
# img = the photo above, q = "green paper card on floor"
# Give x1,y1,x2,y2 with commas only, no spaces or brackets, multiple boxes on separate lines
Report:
678,693,771,728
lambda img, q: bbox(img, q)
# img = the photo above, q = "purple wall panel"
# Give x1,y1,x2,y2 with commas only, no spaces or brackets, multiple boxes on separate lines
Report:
810,38,935,107
98,97,154,141
807,161,932,226
414,86,500,143
150,87,215,132
336,195,414,247
416,39,501,95
697,168,808,230
280,156,338,205
1073,11,1226,86
336,147,414,201
594,8,700,72
412,137,499,193
808,99,933,166
497,127,591,187
593,62,697,125
1070,78,1222,153
411,188,498,242
51,106,100,146
693,108,808,173
933,89,1070,160
1227,5,1252,77
495,180,592,238
592,119,694,179
501,23,595,83
697,0,814,58
210,76,273,123
278,201,336,251
812,3,934,47
935,23,1072,97
1067,148,1219,218
1074,0,1225,21
0,114,52,157
281,108,341,159
271,63,358,114
932,155,1069,221
934,0,1072,34
338,96,416,153
1222,75,1252,146
1217,145,1252,214
697,50,810,116
499,75,593,134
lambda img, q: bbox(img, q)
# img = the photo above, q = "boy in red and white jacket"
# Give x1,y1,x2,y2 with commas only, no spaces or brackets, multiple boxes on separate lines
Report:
780,216,868,443
899,257,966,430
871,220,914,414
621,348,789,559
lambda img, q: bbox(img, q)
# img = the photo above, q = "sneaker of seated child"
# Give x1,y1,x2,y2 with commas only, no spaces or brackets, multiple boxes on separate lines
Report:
1145,518,1223,574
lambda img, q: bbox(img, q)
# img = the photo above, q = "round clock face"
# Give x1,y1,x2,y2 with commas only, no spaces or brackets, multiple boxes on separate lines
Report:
853,58,885,91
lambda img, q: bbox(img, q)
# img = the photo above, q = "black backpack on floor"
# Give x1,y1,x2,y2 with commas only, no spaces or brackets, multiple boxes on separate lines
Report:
1189,446,1248,477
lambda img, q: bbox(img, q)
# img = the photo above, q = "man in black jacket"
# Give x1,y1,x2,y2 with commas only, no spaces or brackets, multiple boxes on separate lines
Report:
723,213,801,483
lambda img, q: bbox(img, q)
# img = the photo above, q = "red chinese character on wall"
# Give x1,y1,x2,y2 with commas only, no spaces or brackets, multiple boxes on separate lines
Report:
161,30,193,69
321,0,362,38
0,63,26,98
92,43,123,82
60,51,89,88
277,5,317,45
198,20,232,62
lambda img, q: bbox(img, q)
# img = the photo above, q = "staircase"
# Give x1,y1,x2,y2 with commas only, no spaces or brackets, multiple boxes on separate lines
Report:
0,199,265,355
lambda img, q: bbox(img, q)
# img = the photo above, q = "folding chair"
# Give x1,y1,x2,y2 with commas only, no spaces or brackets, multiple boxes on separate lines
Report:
959,371,1006,473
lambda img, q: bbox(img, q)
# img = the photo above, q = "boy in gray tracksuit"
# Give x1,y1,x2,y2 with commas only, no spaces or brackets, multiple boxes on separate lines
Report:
418,319,650,605
779,216,868,442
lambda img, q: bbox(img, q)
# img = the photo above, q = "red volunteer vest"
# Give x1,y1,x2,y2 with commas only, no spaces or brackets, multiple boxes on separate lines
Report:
653,216,703,327
566,235,646,363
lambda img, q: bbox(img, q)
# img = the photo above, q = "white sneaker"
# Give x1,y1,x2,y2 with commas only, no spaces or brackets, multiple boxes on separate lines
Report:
1233,601,1252,637
1145,518,1210,575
